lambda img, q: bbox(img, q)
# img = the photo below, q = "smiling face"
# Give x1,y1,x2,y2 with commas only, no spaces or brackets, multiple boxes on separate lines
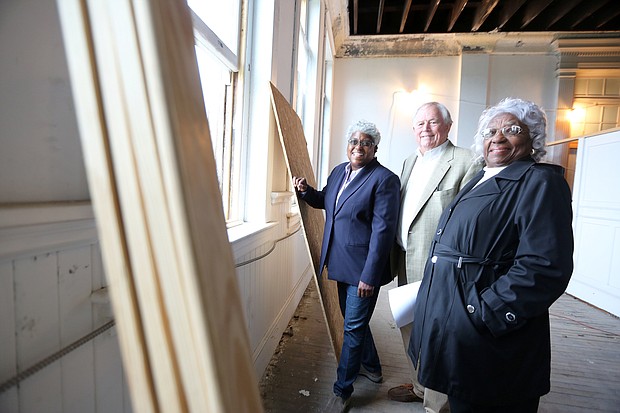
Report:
347,131,377,170
483,113,532,168
414,105,451,154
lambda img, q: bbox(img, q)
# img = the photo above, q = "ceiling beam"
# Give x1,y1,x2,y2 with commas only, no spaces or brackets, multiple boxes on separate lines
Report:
566,1,607,29
495,0,527,30
353,0,359,34
592,4,620,30
377,0,385,33
528,0,581,29
448,0,469,31
399,0,413,33
424,0,442,32
520,0,554,28
472,0,500,31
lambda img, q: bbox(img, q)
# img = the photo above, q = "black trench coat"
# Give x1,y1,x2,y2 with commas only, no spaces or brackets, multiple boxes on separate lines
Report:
408,158,574,405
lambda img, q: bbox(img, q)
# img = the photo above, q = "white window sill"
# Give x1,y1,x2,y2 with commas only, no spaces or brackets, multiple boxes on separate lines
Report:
227,221,277,260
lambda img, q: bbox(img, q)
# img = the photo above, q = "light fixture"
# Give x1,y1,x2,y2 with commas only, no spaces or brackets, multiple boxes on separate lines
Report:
568,106,586,124
393,86,432,115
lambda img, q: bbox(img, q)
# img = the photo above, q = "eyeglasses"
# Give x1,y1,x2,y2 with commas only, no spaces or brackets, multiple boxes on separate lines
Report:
348,138,376,147
480,125,524,140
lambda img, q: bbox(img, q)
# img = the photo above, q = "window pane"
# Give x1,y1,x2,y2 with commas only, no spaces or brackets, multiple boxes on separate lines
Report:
188,0,240,55
195,44,234,217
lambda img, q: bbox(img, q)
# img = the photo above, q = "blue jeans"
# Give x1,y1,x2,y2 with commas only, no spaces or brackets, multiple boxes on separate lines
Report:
333,282,381,399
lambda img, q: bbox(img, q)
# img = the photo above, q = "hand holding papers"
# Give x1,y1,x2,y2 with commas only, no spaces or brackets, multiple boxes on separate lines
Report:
388,281,421,328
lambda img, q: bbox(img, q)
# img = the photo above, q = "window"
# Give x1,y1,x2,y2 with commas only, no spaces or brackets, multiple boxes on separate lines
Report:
318,39,333,188
294,0,322,173
188,0,242,222
295,0,310,124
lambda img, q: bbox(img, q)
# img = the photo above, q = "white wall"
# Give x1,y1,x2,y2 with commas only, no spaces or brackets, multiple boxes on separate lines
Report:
331,56,462,175
330,52,560,175
487,54,560,142
487,54,559,111
0,0,88,202
0,205,131,413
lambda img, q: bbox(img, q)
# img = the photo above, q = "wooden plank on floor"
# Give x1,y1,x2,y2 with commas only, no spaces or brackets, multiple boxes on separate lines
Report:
57,0,263,411
540,293,620,412
260,280,426,413
262,286,620,413
269,82,343,361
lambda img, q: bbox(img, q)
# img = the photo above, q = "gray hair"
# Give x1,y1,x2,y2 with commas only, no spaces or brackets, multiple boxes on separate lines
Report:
472,97,547,163
346,120,382,145
414,102,453,125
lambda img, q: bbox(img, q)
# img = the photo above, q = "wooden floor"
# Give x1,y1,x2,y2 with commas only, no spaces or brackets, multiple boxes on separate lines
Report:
259,279,620,412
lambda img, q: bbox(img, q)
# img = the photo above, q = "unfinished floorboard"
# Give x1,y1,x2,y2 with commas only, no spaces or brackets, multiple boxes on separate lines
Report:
261,281,620,412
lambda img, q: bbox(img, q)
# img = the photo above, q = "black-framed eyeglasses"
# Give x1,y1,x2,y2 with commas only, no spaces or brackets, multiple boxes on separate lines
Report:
480,125,523,140
348,138,376,147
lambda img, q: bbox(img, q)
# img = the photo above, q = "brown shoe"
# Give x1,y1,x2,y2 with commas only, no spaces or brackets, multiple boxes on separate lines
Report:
387,383,423,402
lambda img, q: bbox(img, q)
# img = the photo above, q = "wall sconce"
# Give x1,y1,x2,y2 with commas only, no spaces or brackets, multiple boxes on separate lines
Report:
567,106,586,137
393,87,432,116
568,106,586,124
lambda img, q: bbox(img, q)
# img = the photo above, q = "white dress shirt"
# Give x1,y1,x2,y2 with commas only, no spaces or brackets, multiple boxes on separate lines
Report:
472,165,507,189
398,141,448,249
336,163,362,205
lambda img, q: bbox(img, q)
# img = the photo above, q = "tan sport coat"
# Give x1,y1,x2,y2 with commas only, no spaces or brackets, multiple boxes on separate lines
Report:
394,141,482,285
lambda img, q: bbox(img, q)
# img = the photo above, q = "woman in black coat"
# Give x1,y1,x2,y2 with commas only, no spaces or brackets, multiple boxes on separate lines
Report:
408,98,574,413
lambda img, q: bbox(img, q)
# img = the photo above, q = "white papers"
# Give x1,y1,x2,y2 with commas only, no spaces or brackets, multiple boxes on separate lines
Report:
388,280,421,328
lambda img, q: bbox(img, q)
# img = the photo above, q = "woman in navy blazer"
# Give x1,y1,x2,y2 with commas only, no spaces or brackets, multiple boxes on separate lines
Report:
294,120,400,412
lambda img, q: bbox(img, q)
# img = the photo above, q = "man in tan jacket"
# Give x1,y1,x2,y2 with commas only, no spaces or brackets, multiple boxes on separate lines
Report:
388,102,481,413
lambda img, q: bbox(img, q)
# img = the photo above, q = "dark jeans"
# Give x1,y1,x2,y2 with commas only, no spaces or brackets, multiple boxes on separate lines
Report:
333,282,381,399
448,395,540,413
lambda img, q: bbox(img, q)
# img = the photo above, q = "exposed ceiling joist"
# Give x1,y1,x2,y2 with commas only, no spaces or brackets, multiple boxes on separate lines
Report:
346,0,620,35
591,5,620,30
472,0,500,32
448,0,470,31
532,0,581,29
399,0,413,33
424,0,442,32
331,0,620,58
497,0,528,30
520,0,555,28
353,0,359,34
377,0,385,33
567,1,608,29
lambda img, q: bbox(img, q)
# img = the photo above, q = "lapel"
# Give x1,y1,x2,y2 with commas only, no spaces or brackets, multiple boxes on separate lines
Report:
400,154,416,193
404,142,455,222
457,158,535,203
327,163,348,212
334,158,379,215
418,143,453,215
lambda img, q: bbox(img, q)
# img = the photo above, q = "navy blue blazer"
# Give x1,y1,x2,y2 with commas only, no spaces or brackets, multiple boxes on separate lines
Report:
300,158,400,287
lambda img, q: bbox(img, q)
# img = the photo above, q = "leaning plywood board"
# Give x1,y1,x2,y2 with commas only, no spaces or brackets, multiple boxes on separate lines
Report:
269,82,343,360
57,0,262,412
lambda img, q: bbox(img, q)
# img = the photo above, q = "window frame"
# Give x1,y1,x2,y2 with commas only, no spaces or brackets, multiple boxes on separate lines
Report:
190,7,244,224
